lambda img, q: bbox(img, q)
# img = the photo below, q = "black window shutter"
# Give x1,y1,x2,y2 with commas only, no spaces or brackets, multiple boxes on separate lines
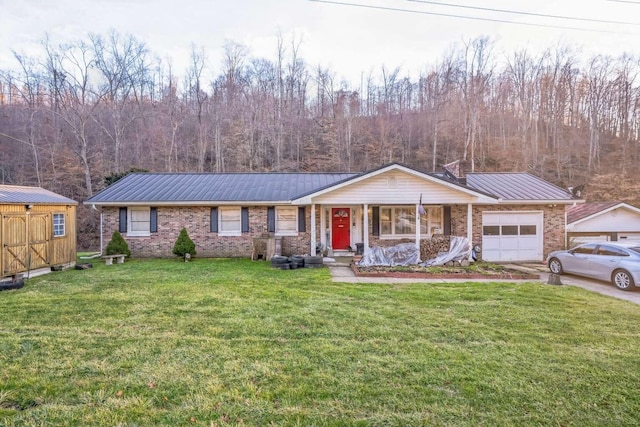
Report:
150,207,158,233
119,207,127,233
210,207,218,232
267,207,275,232
443,206,451,235
372,206,380,237
298,207,306,232
241,207,249,233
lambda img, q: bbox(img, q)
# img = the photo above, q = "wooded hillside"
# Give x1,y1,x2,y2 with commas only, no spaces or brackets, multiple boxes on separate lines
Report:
1,32,639,248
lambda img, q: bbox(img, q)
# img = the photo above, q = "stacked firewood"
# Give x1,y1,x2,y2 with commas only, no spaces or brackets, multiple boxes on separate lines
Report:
420,235,451,261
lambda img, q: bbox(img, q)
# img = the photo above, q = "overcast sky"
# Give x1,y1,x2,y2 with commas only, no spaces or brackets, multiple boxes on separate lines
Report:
2,0,640,84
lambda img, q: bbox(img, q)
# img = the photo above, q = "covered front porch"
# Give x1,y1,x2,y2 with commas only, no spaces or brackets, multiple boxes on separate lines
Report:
307,203,475,258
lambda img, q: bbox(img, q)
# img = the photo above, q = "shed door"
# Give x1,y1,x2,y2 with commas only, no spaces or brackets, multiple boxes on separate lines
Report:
482,212,543,262
2,215,28,275
29,214,50,269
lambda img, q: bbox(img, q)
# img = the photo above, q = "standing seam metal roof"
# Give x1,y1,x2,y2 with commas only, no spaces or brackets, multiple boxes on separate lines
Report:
84,169,575,204
0,185,77,204
85,172,360,203
465,173,574,201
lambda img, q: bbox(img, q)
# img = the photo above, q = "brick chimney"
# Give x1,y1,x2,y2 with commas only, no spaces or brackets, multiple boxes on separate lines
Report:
443,160,467,185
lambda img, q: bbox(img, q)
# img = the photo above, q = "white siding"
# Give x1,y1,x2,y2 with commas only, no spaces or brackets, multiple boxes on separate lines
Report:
312,170,477,205
571,208,640,233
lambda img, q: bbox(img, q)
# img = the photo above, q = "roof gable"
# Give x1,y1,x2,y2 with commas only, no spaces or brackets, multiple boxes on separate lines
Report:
292,163,497,204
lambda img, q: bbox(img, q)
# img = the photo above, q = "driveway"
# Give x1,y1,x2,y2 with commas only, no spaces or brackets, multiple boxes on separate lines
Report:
504,263,640,305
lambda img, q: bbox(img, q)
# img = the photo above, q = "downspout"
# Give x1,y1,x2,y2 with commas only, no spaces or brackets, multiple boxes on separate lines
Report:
415,203,421,261
467,203,473,261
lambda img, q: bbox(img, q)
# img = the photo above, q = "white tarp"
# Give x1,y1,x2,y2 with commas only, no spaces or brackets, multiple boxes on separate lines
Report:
356,237,472,267
357,243,420,267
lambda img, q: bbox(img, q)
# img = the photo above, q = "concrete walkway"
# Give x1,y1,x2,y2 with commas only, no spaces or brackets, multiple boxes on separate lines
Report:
325,260,640,305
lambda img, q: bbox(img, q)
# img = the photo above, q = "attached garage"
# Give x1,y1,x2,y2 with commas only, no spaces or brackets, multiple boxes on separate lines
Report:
481,211,543,262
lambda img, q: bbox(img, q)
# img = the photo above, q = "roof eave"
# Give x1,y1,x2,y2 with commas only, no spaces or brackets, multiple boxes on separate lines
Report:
83,200,294,207
498,199,584,205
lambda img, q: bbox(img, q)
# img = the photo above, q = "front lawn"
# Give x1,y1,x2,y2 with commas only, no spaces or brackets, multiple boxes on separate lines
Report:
1,259,639,426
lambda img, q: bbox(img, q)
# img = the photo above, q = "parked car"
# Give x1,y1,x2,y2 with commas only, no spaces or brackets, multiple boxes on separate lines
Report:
546,242,640,291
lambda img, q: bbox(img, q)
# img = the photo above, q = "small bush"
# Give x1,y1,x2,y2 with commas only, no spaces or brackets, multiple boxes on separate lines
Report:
173,228,196,260
105,231,131,257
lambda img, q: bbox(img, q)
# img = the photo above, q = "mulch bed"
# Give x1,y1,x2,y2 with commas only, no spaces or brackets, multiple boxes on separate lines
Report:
351,263,540,280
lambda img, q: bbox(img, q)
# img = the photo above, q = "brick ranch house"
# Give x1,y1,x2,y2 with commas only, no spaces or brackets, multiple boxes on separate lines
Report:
84,161,583,262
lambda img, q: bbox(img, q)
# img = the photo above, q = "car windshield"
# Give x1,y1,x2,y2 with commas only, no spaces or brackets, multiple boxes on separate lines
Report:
627,247,640,255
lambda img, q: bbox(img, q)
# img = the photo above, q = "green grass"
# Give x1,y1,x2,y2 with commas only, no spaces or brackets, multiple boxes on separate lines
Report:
1,258,639,426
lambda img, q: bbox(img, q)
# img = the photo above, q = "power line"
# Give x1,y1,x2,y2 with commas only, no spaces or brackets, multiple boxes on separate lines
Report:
308,0,637,34
607,0,640,4
406,0,640,26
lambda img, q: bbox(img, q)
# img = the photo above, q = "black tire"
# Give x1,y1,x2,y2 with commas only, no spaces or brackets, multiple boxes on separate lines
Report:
305,264,324,269
612,269,635,291
548,258,563,274
279,263,291,270
0,278,24,291
290,255,305,267
304,255,323,265
289,262,298,270
271,256,288,266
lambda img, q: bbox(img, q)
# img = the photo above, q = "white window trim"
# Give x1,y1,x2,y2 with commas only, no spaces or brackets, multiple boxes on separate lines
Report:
275,206,298,236
128,206,151,237
380,205,443,239
218,207,242,237
53,213,65,237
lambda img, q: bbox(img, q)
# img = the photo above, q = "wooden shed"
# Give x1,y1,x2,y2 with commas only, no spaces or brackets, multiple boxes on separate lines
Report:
0,185,77,277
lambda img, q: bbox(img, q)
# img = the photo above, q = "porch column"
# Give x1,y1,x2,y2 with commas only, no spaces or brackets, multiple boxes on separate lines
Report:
467,203,473,261
311,204,317,256
415,203,421,252
363,203,369,251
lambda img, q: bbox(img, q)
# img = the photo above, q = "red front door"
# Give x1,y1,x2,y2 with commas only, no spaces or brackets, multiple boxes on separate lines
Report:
331,208,351,250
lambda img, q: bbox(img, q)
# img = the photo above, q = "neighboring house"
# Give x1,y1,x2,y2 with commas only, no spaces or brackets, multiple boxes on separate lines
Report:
84,161,581,262
566,202,640,245
0,185,77,277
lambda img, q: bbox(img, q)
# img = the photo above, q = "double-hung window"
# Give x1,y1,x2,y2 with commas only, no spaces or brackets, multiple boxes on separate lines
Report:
53,213,65,237
128,207,151,237
219,207,242,236
276,207,297,236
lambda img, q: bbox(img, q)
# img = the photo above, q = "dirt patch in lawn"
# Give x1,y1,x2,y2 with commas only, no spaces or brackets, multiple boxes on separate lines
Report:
351,262,540,280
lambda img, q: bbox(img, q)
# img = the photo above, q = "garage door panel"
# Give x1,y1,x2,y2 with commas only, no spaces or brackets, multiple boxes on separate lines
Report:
481,212,543,262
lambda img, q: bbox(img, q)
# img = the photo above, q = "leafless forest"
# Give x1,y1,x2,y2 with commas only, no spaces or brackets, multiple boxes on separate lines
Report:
1,32,640,248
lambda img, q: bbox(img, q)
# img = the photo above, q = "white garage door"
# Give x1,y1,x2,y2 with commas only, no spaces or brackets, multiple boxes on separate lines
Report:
482,212,543,262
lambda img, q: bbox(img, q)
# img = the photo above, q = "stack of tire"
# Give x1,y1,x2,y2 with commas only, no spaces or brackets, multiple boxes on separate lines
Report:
270,255,324,270
271,255,291,270
303,255,323,268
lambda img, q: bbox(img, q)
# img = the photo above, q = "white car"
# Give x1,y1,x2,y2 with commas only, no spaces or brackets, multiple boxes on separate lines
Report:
546,242,640,291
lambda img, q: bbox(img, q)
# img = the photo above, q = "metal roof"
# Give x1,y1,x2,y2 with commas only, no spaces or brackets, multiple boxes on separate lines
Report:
465,173,575,201
0,185,77,205
84,166,576,205
85,172,358,204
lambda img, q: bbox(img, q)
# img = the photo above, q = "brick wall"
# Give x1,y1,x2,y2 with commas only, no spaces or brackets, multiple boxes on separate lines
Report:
103,203,566,260
102,206,312,258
